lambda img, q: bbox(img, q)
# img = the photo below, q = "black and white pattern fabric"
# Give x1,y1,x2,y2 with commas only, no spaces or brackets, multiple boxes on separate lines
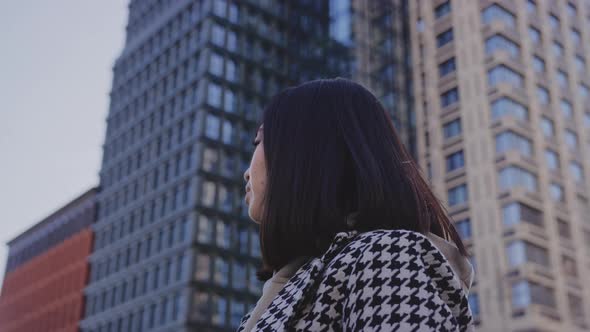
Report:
237,229,474,332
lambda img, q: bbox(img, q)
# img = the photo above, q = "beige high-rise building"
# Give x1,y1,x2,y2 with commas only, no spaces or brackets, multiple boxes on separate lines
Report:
410,0,590,331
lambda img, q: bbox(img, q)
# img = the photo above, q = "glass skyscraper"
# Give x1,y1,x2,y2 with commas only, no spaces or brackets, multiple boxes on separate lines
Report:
80,1,412,331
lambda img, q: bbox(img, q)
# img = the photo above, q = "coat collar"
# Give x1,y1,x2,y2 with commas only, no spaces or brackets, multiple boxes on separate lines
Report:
250,230,359,331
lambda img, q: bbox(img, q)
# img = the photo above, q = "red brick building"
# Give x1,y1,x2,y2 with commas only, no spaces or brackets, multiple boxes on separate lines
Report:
0,188,97,332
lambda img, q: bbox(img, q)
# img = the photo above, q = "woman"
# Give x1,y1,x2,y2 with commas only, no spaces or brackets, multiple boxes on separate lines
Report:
240,78,474,331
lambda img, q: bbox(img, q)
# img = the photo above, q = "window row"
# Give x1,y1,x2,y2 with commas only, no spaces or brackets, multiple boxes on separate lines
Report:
92,220,190,281
100,178,194,220
193,252,262,293
88,254,188,317
202,145,251,180
112,22,208,111
195,215,261,258
115,1,208,89
199,179,249,217
191,290,253,329
103,138,197,190
95,209,189,253
5,206,94,273
107,73,200,145
84,291,185,332
203,112,258,150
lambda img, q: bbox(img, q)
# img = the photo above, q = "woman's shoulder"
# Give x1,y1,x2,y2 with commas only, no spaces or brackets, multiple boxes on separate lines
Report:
343,228,435,252
341,228,474,293
317,228,474,331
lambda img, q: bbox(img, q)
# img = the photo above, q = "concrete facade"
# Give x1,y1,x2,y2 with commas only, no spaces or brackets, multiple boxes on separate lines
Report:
411,0,590,330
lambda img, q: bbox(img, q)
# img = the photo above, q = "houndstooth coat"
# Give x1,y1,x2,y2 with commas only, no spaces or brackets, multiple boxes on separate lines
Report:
237,229,474,332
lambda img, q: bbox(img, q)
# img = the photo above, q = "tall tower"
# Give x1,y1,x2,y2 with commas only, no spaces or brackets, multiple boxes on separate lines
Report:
80,1,413,331
411,0,590,330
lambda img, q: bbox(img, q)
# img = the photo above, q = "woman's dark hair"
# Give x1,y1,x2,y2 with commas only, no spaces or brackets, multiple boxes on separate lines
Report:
256,77,467,280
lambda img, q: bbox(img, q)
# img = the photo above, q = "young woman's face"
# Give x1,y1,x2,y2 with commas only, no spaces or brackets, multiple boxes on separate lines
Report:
243,125,266,223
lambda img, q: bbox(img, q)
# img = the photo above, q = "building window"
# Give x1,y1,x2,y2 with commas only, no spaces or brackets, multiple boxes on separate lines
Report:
557,70,568,88
238,227,249,254
216,221,231,249
438,57,456,77
549,14,560,32
446,150,465,172
565,130,578,150
571,29,581,46
567,2,577,18
527,0,537,13
553,41,564,58
213,0,227,18
213,256,229,286
191,292,209,322
585,113,590,127
207,82,222,108
511,280,556,309
212,24,225,46
468,293,480,316
529,26,541,44
223,89,236,113
217,184,233,213
197,215,214,244
540,117,555,138
491,97,528,121
250,228,261,257
210,53,224,77
448,184,468,206
570,162,584,183
550,183,564,202
443,119,462,139
545,149,560,170
495,131,533,157
558,218,572,239
579,84,589,99
560,99,573,119
568,294,585,323
221,151,236,177
575,56,586,72
248,263,262,293
488,65,523,89
502,202,543,227
482,4,516,28
436,28,454,47
485,34,520,58
194,253,210,281
202,147,218,172
205,114,220,139
211,295,228,326
454,218,471,240
231,260,246,290
200,180,216,207
511,281,529,309
227,31,237,52
536,86,550,105
440,87,459,107
221,120,234,145
532,55,545,73
172,293,182,321
434,1,451,19
506,240,549,267
226,59,237,82
498,166,537,192
230,299,246,328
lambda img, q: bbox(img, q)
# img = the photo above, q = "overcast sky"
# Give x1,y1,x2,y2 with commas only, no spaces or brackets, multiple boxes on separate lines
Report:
0,1,128,288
